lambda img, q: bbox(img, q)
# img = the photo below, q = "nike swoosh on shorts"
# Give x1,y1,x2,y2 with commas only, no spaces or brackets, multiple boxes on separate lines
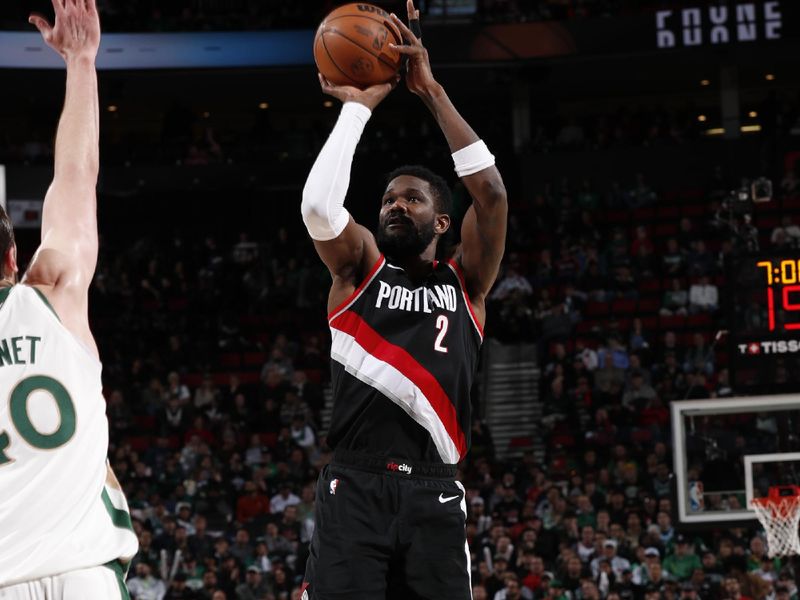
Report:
438,493,460,503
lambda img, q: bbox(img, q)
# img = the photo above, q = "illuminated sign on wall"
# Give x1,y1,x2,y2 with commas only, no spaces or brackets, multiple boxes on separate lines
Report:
656,2,782,48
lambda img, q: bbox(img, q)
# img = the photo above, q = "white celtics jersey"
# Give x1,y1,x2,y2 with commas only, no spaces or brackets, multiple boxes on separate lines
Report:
0,285,138,587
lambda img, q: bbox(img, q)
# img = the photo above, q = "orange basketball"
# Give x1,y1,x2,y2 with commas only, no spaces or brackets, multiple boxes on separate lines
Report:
313,3,403,88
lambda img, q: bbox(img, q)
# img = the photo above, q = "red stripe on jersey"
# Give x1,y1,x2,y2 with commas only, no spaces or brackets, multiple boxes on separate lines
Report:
327,254,386,322
330,310,467,459
447,259,484,339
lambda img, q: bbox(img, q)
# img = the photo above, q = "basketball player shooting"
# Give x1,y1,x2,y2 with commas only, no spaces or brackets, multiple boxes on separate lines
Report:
300,2,507,598
0,1,138,598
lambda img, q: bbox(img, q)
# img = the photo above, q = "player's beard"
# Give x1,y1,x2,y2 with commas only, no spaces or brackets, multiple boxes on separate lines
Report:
376,217,436,260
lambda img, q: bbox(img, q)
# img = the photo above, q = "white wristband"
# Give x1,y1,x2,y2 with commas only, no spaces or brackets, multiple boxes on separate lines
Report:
452,140,495,177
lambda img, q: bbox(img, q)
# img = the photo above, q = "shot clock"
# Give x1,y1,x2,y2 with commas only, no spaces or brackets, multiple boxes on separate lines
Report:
729,254,800,393
756,258,800,331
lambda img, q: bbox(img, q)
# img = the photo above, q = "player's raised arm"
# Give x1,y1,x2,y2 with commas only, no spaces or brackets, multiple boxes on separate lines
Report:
23,0,101,355
301,75,397,307
390,1,508,326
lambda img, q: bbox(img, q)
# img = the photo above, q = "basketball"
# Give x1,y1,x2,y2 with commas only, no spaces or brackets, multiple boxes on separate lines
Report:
313,3,403,88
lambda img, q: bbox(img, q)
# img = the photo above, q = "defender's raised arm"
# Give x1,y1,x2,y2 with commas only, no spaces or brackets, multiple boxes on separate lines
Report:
24,0,101,356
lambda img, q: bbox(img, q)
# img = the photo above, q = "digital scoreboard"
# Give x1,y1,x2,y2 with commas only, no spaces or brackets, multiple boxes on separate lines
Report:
729,254,800,392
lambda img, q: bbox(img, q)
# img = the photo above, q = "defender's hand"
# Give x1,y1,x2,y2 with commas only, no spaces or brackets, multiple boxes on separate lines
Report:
389,1,438,98
318,73,399,112
29,0,101,63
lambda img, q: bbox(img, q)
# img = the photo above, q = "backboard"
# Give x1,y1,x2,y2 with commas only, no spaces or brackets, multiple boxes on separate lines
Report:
671,394,800,525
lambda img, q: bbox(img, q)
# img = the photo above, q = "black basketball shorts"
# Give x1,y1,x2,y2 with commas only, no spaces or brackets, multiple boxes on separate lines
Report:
301,450,472,600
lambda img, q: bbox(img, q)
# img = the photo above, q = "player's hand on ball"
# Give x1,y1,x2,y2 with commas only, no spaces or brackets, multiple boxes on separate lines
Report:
29,0,101,62
317,73,400,112
389,1,438,97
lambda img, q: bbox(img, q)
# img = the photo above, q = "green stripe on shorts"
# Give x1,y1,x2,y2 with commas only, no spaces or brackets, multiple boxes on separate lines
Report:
104,560,131,600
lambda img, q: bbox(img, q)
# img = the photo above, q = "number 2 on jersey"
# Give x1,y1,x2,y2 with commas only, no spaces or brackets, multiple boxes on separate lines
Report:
0,375,76,465
434,315,449,353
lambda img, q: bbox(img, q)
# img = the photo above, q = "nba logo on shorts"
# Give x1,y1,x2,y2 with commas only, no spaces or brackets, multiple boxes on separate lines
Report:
329,478,339,495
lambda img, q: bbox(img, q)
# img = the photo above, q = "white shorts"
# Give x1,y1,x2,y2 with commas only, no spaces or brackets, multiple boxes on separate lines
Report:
0,565,127,600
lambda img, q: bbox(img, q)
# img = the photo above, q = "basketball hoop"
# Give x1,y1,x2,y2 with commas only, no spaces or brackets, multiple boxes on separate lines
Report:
751,486,800,557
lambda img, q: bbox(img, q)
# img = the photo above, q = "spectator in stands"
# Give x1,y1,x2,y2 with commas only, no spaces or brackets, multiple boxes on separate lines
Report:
127,561,166,600
492,253,533,301
781,168,799,196
622,174,654,208
501,572,533,600
662,238,687,277
663,534,702,581
714,368,734,397
771,216,800,248
677,218,698,251
270,483,300,514
622,371,657,410
683,333,715,376
167,371,192,405
556,118,586,149
689,276,719,313
236,481,270,524
473,583,490,600
193,374,219,411
687,240,716,277
660,278,689,316
235,565,270,600
592,539,631,579
631,225,654,257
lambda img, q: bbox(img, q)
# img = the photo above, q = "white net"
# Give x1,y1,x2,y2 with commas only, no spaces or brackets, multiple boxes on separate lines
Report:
752,494,800,557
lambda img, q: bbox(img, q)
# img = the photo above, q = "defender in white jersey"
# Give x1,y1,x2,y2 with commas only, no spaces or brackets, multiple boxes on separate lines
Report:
0,1,138,598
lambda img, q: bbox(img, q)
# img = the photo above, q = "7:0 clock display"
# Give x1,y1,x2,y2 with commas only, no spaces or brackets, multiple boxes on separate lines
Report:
757,259,800,331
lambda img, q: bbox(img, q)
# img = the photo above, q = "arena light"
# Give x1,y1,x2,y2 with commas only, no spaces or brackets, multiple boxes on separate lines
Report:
765,73,775,81
748,111,758,118
323,100,334,108
258,102,269,110
704,128,724,136
107,105,118,112
700,79,710,86
697,115,707,122
203,111,210,118
741,125,762,133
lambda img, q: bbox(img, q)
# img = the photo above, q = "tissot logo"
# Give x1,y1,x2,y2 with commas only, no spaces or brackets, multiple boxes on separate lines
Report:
656,2,781,48
738,340,800,355
386,461,413,475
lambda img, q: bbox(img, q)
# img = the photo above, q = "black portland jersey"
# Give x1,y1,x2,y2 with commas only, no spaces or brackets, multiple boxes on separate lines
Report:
326,254,483,464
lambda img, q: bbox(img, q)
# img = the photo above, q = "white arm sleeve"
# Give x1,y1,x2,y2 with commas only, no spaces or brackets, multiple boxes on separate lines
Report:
301,101,372,241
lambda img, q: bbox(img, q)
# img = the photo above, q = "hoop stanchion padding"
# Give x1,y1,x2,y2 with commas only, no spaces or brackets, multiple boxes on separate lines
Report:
752,486,800,557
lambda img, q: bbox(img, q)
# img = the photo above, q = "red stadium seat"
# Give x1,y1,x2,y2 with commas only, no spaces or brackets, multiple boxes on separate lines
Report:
585,301,611,317
659,315,686,329
219,353,241,368
611,298,637,314
655,222,678,237
637,298,661,314
243,352,267,367
639,279,661,293
260,432,278,448
658,205,680,219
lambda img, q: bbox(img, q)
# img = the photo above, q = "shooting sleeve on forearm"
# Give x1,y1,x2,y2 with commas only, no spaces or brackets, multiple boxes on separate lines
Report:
300,101,371,241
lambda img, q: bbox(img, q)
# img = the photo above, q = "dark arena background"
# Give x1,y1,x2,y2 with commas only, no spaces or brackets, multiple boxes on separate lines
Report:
3,1,800,599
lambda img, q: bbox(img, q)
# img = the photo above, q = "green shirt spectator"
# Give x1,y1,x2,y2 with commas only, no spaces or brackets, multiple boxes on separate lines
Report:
663,535,702,581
